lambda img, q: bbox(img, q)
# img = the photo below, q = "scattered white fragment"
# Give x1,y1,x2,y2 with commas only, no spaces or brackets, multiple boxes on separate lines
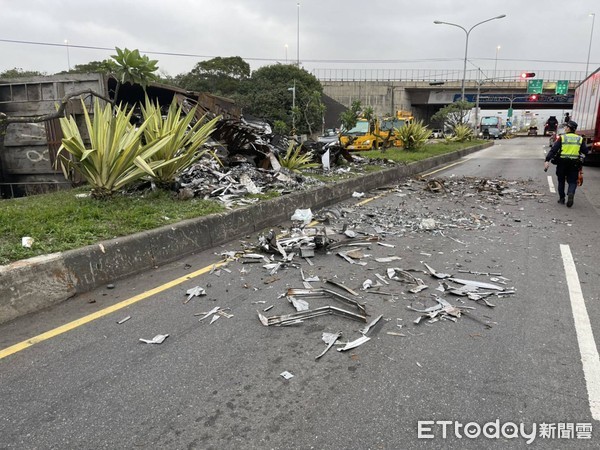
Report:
98,243,106,253
186,286,206,302
291,208,313,225
375,256,402,263
416,362,422,368
378,242,396,248
21,237,34,248
337,335,371,352
420,218,437,230
198,306,220,321
280,371,294,380
209,315,220,324
139,334,169,344
117,316,131,324
352,191,365,198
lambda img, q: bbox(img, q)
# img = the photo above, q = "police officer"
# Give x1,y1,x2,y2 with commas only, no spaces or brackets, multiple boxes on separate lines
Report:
544,120,588,207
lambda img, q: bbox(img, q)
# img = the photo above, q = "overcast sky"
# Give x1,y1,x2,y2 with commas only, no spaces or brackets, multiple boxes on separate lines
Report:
1,0,599,80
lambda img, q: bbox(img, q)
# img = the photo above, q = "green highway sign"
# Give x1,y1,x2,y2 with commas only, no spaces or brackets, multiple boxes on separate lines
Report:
527,79,544,94
556,80,569,95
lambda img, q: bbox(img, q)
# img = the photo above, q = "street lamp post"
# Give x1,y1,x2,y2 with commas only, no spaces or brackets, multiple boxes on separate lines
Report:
296,2,300,67
494,45,501,79
64,39,71,71
586,13,596,76
434,14,506,101
288,79,296,136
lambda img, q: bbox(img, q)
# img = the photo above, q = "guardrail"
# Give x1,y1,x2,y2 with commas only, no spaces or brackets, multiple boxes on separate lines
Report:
312,68,587,84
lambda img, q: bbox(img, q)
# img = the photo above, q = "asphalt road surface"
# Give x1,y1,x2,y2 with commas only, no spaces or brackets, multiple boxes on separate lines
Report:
1,137,600,449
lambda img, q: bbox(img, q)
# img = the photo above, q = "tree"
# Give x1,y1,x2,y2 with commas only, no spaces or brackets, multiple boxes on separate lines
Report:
430,100,474,131
59,60,118,75
0,68,46,78
238,64,324,135
340,100,362,132
109,47,160,102
174,56,250,96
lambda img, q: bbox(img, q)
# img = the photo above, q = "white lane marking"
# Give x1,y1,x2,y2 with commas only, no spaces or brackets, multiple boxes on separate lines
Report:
560,244,600,420
547,175,556,193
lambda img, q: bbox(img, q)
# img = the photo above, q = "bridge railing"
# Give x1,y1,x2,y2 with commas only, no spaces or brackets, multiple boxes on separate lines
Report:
312,68,587,84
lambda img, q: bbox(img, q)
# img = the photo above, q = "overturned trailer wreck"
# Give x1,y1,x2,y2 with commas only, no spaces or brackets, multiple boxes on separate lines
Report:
0,73,349,199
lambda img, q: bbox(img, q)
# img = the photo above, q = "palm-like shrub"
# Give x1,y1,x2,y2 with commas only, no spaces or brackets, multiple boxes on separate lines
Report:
278,142,320,173
394,121,432,150
57,99,172,199
446,124,474,142
141,97,220,188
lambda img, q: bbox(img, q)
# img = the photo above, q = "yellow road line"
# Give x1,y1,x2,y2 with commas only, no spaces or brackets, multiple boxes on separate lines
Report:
420,159,466,177
0,260,227,360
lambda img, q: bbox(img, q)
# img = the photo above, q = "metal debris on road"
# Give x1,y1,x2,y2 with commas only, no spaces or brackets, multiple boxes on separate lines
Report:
280,371,294,380
286,287,366,315
258,306,368,327
315,331,342,360
185,286,207,303
197,306,221,321
337,335,371,352
359,314,383,336
139,334,169,344
117,316,131,324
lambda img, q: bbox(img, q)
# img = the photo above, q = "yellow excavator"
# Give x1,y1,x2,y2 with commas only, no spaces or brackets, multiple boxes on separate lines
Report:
339,110,413,151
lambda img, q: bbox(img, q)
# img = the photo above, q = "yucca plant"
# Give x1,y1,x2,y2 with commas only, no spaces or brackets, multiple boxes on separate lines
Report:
394,120,432,150
57,99,173,199
278,142,321,173
446,124,474,142
141,96,221,189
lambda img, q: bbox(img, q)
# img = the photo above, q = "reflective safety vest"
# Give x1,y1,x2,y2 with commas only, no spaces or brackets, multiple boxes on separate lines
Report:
560,133,583,159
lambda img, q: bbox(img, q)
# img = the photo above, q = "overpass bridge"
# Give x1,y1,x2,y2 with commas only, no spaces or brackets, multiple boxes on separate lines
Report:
315,68,586,126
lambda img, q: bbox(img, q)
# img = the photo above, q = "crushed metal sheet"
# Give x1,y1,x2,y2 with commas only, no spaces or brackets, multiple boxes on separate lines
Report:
139,334,169,344
258,305,368,327
286,287,366,315
209,315,220,324
378,242,396,248
375,273,389,285
263,305,274,312
423,262,452,279
338,251,366,265
362,279,373,290
280,371,294,380
315,331,342,360
324,279,360,296
359,314,383,336
337,335,371,352
288,296,310,311
185,286,206,303
375,256,402,263
387,332,406,337
198,306,221,321
448,277,505,291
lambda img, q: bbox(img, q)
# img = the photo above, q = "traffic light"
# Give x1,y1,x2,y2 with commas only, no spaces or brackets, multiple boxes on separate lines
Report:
521,72,536,78
528,94,538,101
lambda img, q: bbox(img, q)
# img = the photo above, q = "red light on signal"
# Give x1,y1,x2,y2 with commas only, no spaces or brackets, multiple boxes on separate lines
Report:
528,94,538,101
521,72,536,78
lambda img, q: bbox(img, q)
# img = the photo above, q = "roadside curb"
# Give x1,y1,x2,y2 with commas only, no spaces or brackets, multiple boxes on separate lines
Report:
0,143,491,324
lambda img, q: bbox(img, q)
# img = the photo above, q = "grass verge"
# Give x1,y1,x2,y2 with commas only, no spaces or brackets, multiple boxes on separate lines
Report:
0,140,483,265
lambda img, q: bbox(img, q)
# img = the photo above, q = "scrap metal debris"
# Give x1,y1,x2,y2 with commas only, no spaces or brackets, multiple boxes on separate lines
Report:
280,371,294,380
258,306,367,327
315,331,342,360
337,335,371,352
185,286,207,303
139,334,169,344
